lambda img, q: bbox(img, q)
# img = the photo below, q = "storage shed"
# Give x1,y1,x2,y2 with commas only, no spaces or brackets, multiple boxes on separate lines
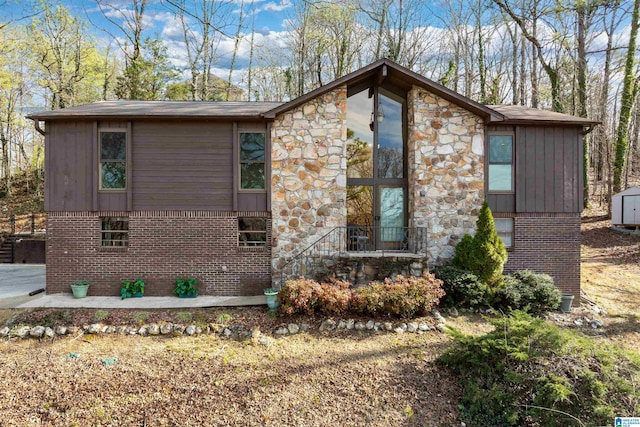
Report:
612,187,640,226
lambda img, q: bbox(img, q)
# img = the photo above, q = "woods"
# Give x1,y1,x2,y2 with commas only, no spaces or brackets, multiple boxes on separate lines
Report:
0,0,638,211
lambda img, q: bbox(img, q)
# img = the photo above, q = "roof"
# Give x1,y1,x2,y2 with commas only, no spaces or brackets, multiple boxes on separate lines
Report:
612,186,640,198
27,60,599,127
27,100,283,120
488,104,600,126
263,59,505,122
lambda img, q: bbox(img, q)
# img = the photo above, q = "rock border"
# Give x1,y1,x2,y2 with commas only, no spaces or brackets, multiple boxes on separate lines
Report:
0,310,449,343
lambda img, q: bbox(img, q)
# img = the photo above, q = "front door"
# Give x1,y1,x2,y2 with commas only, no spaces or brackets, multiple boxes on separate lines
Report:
346,87,407,251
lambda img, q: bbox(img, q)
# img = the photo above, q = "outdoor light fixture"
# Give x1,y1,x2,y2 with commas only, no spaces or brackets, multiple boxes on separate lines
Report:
369,101,385,131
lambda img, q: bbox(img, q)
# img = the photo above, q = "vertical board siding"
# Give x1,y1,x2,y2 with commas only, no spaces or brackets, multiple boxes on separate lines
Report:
487,194,515,212
238,193,267,211
45,120,94,211
98,192,127,210
132,121,234,210
515,126,581,213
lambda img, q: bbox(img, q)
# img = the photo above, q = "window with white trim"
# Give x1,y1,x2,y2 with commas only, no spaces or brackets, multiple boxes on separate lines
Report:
238,217,267,247
495,218,514,248
101,217,129,247
100,131,127,190
488,134,513,192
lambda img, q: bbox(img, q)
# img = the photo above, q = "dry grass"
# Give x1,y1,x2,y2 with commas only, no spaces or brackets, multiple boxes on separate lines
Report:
581,210,640,352
0,331,461,426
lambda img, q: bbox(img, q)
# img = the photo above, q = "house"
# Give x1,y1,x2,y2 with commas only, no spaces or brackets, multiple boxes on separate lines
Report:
27,59,598,298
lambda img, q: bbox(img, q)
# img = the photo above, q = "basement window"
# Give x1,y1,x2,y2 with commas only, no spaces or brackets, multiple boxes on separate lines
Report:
238,217,267,247
495,218,513,248
101,217,129,247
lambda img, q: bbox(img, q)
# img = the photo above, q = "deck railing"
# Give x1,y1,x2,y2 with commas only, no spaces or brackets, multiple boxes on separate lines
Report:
278,226,428,287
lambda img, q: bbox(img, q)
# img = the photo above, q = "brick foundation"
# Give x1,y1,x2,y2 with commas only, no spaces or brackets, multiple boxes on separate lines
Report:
502,213,581,300
46,211,271,296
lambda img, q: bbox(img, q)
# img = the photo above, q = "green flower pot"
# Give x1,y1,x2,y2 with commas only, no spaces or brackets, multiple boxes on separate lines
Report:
264,290,279,311
70,282,89,299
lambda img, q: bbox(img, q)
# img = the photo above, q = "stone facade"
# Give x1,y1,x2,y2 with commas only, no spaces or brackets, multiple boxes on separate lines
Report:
407,86,485,264
270,86,348,282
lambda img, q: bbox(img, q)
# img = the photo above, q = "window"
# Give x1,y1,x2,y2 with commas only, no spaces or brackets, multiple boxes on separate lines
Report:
101,217,129,247
495,218,513,248
100,131,126,189
240,132,265,190
488,134,513,192
238,217,267,247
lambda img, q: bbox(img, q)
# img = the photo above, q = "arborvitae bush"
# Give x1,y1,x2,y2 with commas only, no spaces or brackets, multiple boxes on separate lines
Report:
433,265,488,308
439,312,640,426
452,200,507,285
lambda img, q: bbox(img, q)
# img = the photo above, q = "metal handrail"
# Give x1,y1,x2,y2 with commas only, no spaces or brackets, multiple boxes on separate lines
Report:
278,226,428,288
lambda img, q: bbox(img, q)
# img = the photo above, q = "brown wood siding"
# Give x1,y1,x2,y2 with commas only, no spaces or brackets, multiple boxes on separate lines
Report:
515,126,581,213
132,121,234,210
45,120,94,211
487,194,515,212
238,193,268,211
98,192,127,210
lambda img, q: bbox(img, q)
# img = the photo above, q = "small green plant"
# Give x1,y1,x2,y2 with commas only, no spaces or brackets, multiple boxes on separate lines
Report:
452,200,507,285
174,277,198,297
217,312,233,324
176,311,193,322
72,280,89,287
94,310,110,321
433,265,488,308
120,278,145,299
494,270,562,313
133,312,149,324
264,287,279,295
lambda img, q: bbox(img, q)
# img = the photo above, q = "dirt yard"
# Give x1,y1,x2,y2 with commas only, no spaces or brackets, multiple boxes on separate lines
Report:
1,210,639,426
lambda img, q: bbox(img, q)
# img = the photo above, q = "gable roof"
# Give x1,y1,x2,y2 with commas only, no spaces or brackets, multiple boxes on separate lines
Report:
27,59,599,127
27,101,282,121
262,58,505,122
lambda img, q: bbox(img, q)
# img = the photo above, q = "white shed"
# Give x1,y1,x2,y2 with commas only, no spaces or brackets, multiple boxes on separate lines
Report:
612,187,640,226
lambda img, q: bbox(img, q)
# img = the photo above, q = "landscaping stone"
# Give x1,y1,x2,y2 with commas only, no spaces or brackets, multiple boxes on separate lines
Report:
354,321,366,331
432,310,446,324
300,323,309,332
394,327,405,334
173,324,185,335
320,319,337,331
196,326,203,335
287,324,299,334
147,324,160,335
138,326,148,336
258,336,269,346
407,323,418,333
591,319,604,329
114,326,127,335
365,320,375,330
436,324,446,332
384,322,394,332
12,326,30,338
419,323,430,331
185,325,196,336
346,319,355,330
447,307,459,317
44,327,54,339
105,326,116,334
30,326,45,338
87,324,102,334
223,328,232,337
160,323,173,335
574,319,584,327
374,322,381,331
275,327,288,335
125,327,137,335
337,320,347,330
54,326,67,335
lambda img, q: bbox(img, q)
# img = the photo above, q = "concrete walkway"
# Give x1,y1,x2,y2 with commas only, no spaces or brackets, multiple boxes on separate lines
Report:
0,264,46,308
17,294,266,309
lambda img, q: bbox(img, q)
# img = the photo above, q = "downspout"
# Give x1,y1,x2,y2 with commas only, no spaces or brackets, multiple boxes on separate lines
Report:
31,118,45,136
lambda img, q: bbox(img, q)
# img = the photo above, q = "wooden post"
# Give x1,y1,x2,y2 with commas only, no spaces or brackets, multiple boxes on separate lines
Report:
9,214,15,234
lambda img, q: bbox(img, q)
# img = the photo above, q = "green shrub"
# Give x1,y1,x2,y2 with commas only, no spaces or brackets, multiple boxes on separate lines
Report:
495,270,561,313
433,265,487,308
453,201,507,285
439,311,640,426
351,273,445,318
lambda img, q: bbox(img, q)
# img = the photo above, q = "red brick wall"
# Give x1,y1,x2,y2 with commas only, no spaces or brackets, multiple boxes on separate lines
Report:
502,213,581,300
46,211,272,296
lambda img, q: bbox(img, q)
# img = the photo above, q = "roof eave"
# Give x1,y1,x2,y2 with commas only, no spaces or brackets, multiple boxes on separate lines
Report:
496,118,602,126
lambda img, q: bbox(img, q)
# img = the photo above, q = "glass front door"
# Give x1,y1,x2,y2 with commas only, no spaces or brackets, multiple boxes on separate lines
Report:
346,86,407,250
